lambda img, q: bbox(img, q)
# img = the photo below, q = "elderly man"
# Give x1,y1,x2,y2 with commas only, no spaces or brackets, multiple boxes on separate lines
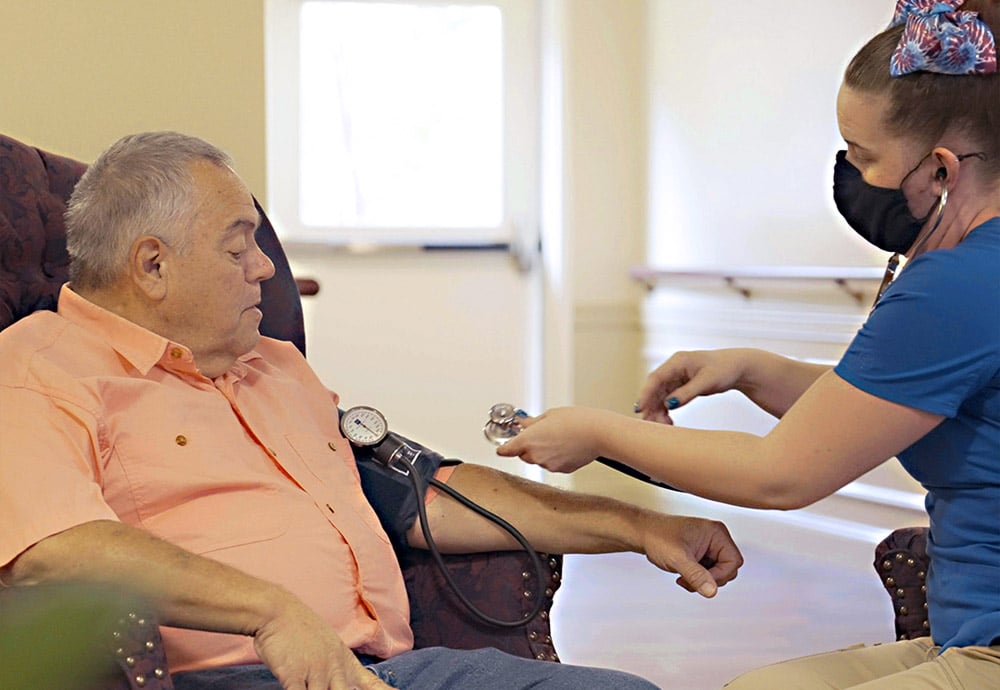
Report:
0,132,742,690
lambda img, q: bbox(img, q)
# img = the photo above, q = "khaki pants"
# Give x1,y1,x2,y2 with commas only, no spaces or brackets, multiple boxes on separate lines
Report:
724,637,1000,689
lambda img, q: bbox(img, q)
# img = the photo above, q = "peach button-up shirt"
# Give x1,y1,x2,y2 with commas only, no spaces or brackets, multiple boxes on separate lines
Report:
0,286,414,672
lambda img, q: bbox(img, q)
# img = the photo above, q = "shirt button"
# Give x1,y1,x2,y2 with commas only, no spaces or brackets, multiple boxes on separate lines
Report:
175,435,188,446
169,348,184,360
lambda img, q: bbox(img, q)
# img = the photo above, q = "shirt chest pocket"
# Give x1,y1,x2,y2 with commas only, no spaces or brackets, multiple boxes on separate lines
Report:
283,433,392,545
140,485,292,556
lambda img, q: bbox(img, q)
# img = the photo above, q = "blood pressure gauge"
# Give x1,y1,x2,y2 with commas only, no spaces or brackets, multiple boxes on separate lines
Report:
340,405,389,446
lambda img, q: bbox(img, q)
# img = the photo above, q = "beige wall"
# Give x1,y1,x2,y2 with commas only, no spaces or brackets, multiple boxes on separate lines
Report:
0,0,267,197
563,0,647,414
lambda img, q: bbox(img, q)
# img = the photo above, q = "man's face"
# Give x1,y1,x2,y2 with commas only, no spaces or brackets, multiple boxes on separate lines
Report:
159,160,275,376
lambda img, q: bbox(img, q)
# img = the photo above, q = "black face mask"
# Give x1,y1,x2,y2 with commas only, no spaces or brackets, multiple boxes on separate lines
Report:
832,150,934,254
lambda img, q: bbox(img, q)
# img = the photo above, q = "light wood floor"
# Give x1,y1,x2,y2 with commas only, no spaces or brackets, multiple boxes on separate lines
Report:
547,465,903,690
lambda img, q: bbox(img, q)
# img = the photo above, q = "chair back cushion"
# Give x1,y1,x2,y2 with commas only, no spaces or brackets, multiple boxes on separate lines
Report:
0,134,84,330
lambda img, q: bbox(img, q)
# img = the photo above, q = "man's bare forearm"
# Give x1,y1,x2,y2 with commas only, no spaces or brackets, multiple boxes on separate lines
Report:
406,464,645,555
2,520,298,636
405,464,744,600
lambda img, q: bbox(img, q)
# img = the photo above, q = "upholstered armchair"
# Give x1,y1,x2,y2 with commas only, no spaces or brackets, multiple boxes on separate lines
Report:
0,133,561,690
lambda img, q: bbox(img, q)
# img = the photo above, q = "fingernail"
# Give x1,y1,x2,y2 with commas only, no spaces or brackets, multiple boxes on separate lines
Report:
666,397,680,410
699,582,716,597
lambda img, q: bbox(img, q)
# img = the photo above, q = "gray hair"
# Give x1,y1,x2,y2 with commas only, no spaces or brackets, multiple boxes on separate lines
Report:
65,131,234,291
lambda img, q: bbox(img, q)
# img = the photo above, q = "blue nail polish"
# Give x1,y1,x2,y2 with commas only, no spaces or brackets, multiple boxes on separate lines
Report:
667,397,680,410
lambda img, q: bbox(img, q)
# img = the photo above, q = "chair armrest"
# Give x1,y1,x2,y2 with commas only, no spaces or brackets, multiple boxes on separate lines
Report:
873,526,930,640
397,548,563,662
101,610,173,690
295,278,320,296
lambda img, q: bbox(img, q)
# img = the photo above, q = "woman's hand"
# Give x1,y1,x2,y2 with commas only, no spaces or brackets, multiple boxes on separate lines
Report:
638,348,831,422
636,349,757,424
495,406,615,473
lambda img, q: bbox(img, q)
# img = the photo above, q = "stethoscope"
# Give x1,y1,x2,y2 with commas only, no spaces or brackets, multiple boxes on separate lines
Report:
480,403,682,492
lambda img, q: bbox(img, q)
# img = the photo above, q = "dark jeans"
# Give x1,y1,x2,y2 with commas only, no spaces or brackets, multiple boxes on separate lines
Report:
172,646,660,689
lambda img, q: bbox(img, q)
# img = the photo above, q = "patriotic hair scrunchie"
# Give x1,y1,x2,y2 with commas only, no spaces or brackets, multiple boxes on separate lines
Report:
889,0,997,76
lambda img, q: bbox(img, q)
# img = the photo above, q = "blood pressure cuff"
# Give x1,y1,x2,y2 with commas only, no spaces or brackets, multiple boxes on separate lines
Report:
353,431,461,549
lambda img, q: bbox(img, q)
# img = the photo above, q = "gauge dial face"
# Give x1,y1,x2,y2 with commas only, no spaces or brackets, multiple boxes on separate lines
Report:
340,406,388,446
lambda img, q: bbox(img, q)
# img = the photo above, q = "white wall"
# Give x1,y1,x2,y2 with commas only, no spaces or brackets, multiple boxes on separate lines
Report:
646,1,891,268
285,248,535,465
552,1,902,424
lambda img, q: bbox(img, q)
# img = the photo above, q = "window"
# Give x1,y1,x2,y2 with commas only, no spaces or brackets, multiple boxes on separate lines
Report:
266,0,539,247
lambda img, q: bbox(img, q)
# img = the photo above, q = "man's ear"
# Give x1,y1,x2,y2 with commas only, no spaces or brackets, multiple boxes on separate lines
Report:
130,236,169,300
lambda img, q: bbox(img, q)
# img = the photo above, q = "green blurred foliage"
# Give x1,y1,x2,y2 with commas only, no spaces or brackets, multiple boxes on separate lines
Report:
0,584,143,690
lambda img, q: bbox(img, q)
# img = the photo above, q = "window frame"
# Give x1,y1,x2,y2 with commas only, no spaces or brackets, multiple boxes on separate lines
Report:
265,0,540,249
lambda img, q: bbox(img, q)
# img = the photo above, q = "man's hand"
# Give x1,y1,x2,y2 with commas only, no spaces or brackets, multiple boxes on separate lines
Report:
637,515,743,598
253,599,390,690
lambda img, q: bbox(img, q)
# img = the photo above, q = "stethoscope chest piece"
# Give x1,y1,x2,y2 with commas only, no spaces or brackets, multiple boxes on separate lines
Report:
483,403,527,446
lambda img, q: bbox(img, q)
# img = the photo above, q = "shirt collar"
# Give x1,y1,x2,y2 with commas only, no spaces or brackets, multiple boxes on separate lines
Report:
56,284,262,379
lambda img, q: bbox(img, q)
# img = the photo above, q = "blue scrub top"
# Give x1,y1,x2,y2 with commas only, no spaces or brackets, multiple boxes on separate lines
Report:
836,217,1000,651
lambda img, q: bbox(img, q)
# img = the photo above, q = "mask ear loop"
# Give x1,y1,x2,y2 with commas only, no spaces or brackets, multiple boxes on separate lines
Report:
870,185,948,312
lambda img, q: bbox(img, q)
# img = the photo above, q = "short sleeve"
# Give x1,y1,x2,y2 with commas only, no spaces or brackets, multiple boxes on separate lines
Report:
0,384,119,568
836,243,1000,417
